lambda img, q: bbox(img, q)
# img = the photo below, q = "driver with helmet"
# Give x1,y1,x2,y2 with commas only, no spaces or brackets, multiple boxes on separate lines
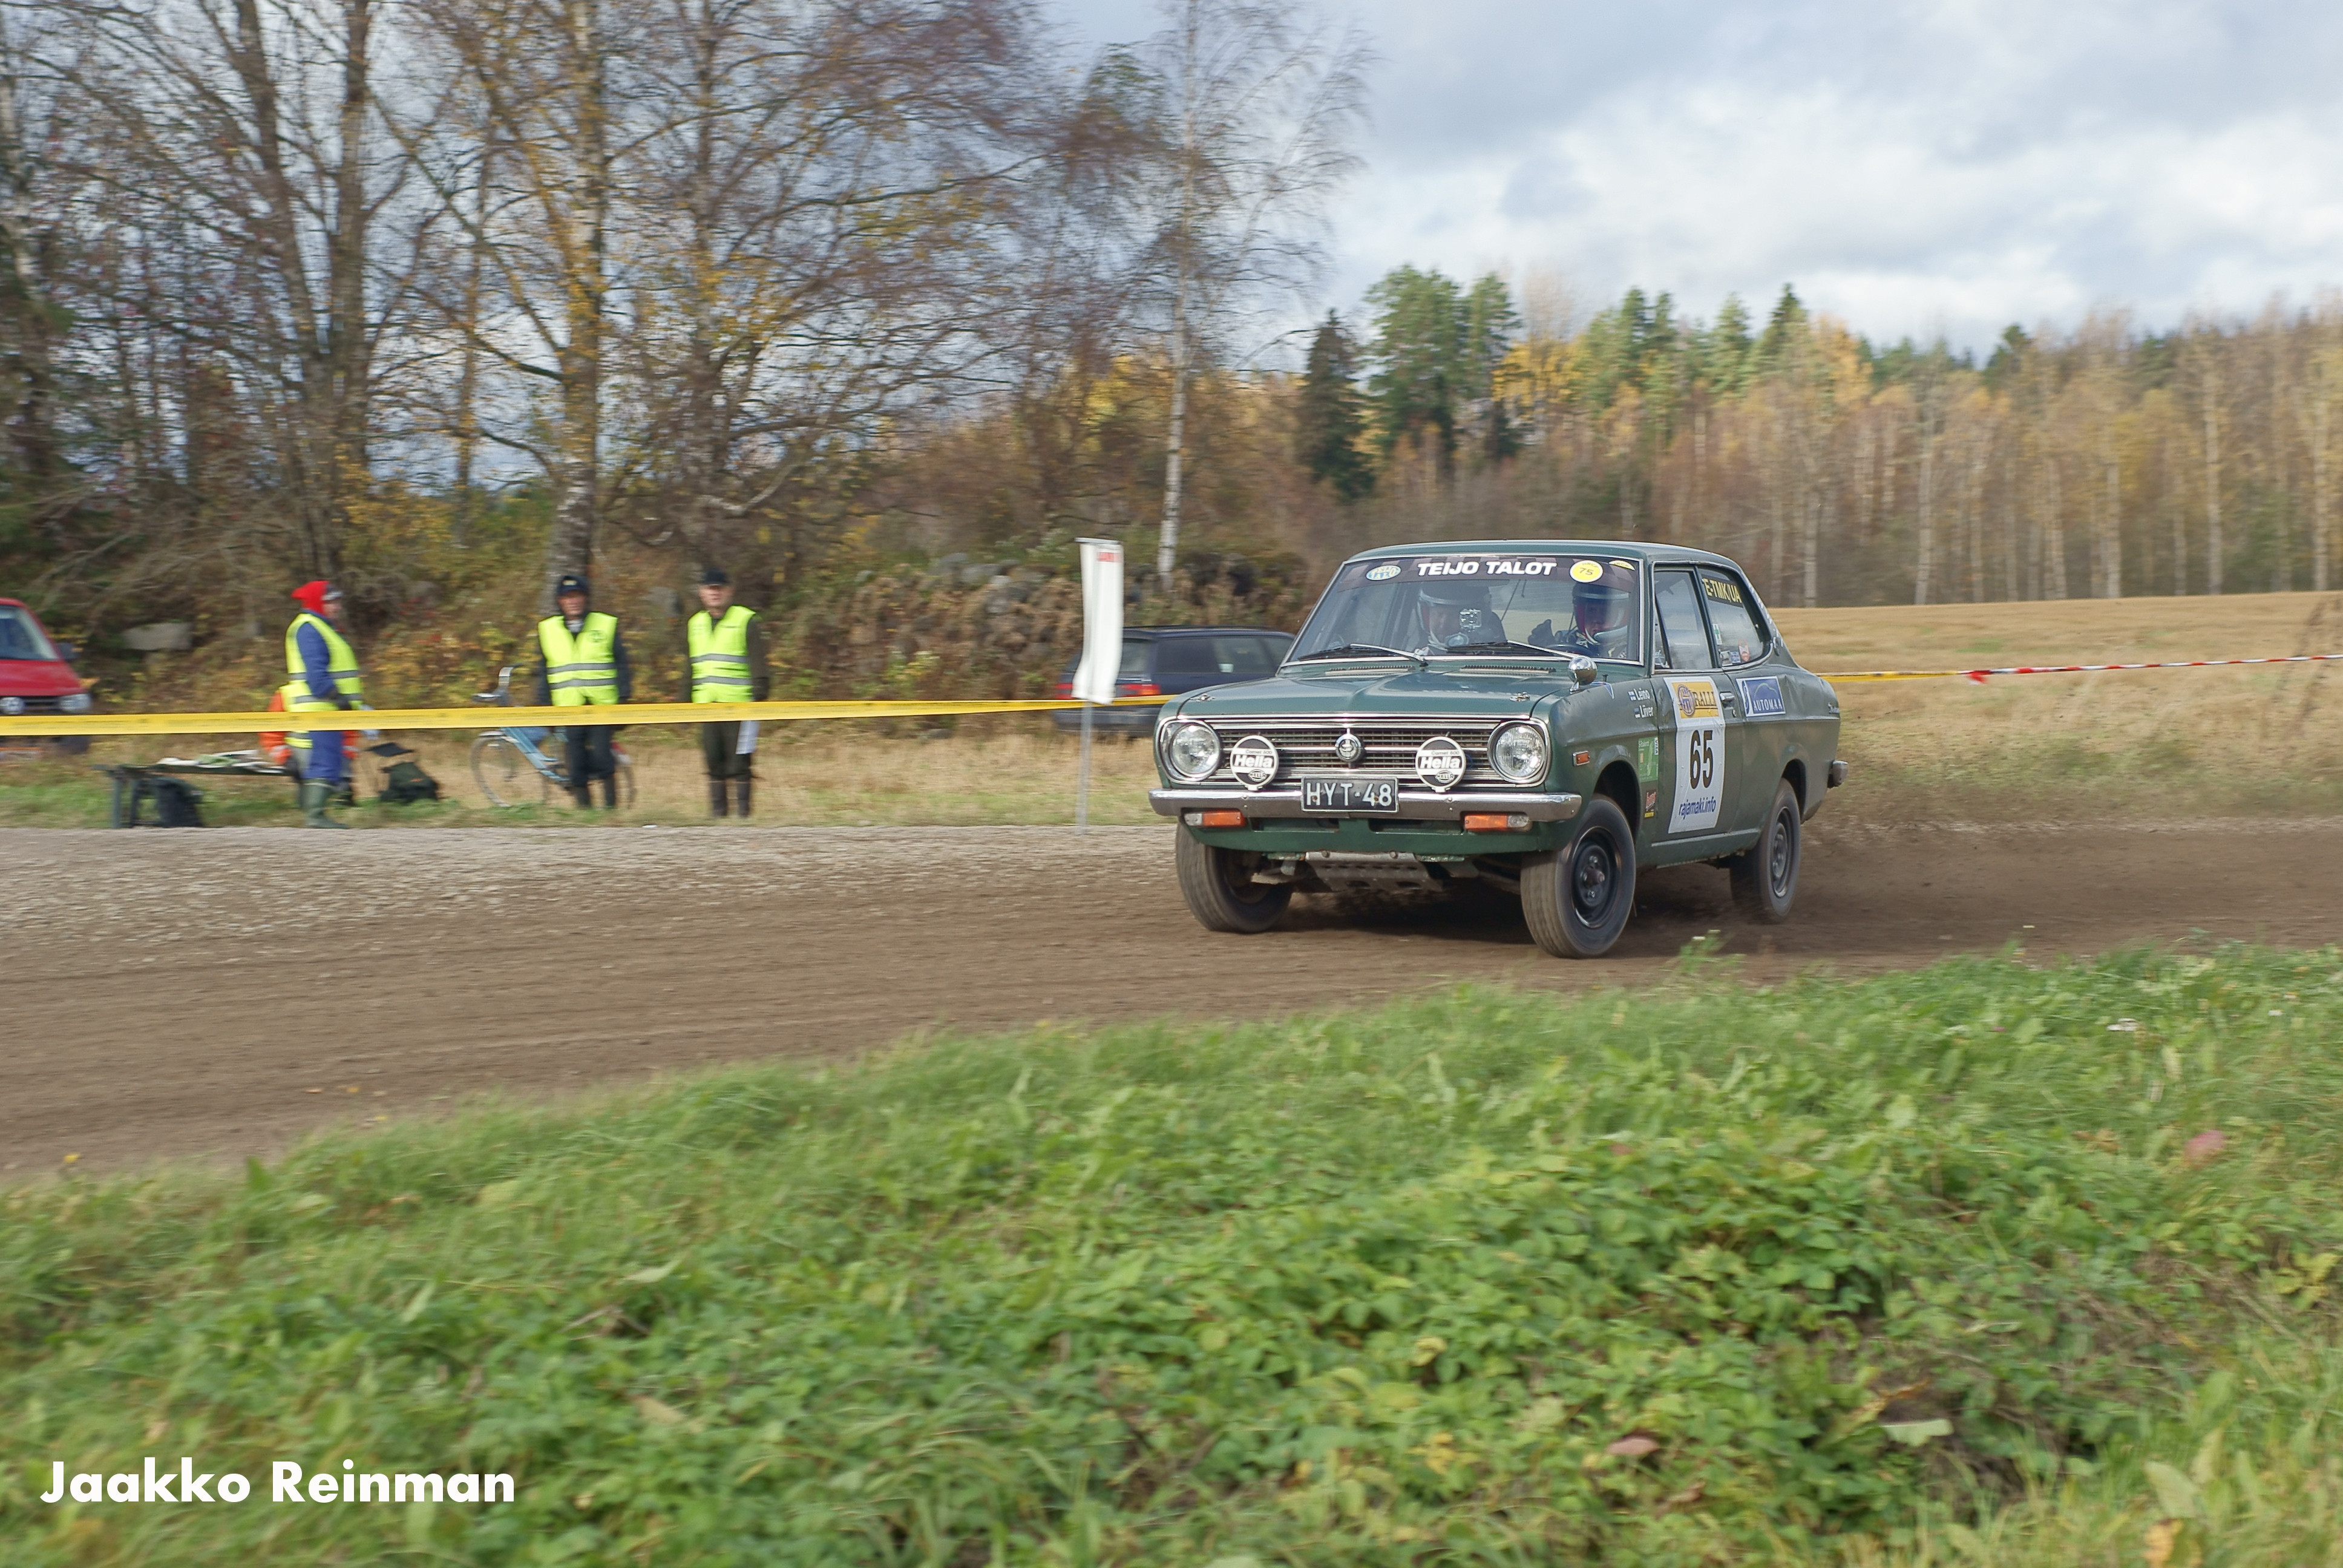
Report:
1518,573,1635,656
1560,575,1633,656
1410,581,1506,655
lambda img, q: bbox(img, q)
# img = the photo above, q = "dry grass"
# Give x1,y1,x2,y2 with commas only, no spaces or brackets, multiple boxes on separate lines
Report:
0,719,1167,828
1776,589,2343,822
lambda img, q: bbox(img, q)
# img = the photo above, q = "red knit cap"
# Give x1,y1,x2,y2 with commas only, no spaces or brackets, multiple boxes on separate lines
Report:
291,580,341,613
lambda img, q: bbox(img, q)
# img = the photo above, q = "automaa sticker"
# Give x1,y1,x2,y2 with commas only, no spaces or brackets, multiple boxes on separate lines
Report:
1737,676,1784,716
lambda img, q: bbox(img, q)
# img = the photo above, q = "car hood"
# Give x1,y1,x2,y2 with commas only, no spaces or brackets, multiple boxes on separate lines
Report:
1174,665,1581,720
0,657,82,697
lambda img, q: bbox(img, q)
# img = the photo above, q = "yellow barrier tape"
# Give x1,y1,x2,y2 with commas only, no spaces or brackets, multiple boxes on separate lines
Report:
1817,670,1977,683
0,696,1167,739
12,650,2331,736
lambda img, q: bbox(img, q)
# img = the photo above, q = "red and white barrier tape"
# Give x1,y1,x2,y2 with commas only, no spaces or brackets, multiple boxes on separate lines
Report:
1824,652,2343,684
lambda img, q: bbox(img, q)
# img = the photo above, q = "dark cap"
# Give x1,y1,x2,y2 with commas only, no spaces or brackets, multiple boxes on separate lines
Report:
554,573,589,599
698,565,731,587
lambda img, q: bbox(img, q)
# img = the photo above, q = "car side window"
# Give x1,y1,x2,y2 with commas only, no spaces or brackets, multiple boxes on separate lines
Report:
1699,571,1768,668
1653,570,1714,669
1153,637,1225,677
1205,636,1276,675
1118,639,1151,678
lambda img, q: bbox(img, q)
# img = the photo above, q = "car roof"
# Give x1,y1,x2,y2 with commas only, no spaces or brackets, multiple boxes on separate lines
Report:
1344,539,1744,570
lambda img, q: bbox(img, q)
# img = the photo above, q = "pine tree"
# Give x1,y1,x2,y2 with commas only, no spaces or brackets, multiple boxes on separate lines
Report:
1707,293,1755,394
1366,264,1466,466
1295,312,1374,500
1758,284,1807,370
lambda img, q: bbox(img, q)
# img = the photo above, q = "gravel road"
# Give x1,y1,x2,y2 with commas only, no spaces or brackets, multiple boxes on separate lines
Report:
6,819,2339,1175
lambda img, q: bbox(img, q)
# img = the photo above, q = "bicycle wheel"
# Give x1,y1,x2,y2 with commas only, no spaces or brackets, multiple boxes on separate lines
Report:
471,731,549,807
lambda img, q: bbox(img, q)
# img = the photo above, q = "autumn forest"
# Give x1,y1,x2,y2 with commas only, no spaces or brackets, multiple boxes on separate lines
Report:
1,0,2337,704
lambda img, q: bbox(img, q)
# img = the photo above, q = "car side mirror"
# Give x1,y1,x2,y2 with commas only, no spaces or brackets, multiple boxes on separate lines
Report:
54,641,77,664
1568,655,1601,687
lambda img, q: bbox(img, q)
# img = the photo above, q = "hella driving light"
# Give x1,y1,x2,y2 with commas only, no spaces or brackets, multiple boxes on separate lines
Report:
1164,720,1222,782
59,692,93,714
1228,735,1278,789
1489,721,1548,783
0,697,22,716
1414,736,1467,791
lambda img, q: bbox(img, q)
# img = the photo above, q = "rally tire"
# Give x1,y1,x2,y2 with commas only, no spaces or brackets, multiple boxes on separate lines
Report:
1729,779,1802,923
1521,796,1638,959
1175,830,1293,935
471,732,548,808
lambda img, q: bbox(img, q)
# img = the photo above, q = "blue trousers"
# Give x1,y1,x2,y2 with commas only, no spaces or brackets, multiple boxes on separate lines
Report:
297,734,349,785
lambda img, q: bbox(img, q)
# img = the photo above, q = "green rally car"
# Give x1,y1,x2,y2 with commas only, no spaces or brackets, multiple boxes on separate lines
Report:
1150,540,1846,958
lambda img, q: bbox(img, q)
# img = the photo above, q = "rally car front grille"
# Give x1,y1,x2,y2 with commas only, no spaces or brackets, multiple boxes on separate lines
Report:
1194,716,1523,786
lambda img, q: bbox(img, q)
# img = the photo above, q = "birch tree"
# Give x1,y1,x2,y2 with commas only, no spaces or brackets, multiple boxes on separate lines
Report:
1125,0,1366,580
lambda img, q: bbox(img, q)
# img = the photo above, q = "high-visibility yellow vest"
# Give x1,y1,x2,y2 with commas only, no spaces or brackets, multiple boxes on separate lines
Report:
538,613,620,706
284,613,363,711
686,606,756,702
282,612,362,755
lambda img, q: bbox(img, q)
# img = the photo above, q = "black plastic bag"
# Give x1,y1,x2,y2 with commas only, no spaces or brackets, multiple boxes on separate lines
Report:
377,759,442,804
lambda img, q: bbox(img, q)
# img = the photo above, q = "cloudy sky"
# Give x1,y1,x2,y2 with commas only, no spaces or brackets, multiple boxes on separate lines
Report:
1065,0,2343,352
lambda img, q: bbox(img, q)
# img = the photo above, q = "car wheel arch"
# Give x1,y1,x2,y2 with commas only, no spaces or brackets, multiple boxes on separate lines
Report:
1781,756,1808,811
1593,759,1640,838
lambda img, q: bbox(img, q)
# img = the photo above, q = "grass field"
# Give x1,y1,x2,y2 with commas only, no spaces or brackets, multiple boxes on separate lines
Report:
4,589,2341,829
4,946,2340,1565
1774,590,2343,822
0,724,1169,830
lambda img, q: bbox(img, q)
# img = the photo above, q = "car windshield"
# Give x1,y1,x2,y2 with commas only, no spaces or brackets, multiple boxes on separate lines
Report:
1289,554,1643,664
0,606,59,661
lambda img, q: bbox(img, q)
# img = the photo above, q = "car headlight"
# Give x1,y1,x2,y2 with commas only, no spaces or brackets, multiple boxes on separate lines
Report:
1228,735,1277,789
59,691,93,714
1163,720,1222,782
1489,721,1548,783
1415,736,1466,791
0,696,22,716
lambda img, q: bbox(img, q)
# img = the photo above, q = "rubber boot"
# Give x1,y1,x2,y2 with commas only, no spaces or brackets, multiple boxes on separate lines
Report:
733,777,753,818
598,774,618,811
707,780,729,818
300,780,347,829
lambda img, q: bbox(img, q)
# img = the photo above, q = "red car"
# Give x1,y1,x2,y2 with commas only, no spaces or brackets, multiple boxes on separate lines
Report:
0,598,94,752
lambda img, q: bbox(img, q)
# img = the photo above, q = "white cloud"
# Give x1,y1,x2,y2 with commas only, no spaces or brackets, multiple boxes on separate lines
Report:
1063,0,2343,350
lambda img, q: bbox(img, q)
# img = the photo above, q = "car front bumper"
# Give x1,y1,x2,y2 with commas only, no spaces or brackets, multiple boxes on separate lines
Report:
1150,786,1584,823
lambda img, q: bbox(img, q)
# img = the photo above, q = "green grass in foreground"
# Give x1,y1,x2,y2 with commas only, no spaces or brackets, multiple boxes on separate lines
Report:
5,949,2342,1566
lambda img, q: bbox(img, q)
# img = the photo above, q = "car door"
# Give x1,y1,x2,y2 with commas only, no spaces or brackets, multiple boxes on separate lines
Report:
1697,567,1781,832
1650,569,1740,844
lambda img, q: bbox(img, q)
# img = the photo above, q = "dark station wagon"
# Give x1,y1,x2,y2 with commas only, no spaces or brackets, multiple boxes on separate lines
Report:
1052,626,1296,734
1149,540,1846,957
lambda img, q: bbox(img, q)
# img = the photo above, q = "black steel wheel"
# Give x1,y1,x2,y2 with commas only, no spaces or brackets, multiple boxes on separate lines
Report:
1175,829,1293,935
1729,779,1802,922
1522,795,1638,958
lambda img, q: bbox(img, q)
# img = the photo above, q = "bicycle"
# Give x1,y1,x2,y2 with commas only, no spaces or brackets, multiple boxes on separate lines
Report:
469,665,637,809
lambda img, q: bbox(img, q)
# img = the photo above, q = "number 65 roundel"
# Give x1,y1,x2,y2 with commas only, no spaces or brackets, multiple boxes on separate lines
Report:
1668,677,1725,834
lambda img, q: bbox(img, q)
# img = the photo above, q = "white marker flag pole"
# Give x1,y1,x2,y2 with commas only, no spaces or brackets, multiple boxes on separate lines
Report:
1070,537,1124,831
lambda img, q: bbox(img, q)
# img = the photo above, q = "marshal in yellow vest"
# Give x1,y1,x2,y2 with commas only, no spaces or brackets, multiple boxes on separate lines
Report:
281,610,365,753
686,605,756,702
538,613,621,705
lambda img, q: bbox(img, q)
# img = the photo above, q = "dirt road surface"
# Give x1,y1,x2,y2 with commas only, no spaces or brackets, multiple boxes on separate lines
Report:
6,820,2338,1177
